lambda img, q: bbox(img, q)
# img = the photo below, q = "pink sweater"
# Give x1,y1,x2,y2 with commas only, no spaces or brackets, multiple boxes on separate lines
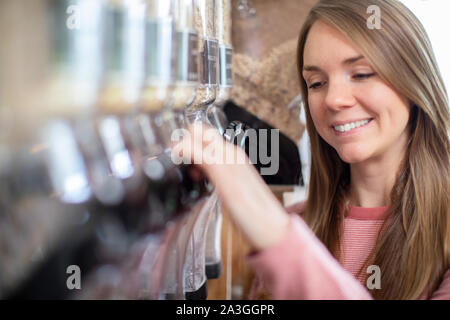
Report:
247,204,450,300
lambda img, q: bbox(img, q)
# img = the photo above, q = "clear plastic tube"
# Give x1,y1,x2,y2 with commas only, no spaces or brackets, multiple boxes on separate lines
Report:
171,0,199,113
47,0,106,116
216,0,232,47
100,0,147,114
140,0,177,112
183,195,216,295
204,1,232,278
214,0,232,107
205,0,232,130
189,0,218,113
205,197,223,279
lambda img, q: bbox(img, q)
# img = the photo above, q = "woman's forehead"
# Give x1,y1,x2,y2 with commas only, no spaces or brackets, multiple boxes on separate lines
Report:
303,20,363,66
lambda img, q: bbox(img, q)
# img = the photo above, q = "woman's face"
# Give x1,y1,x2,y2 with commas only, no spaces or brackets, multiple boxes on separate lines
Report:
302,21,411,164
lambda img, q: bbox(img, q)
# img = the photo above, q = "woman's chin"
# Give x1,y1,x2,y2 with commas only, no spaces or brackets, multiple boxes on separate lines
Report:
336,149,368,164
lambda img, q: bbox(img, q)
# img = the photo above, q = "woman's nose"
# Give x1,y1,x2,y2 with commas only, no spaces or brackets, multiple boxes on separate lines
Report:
324,77,356,111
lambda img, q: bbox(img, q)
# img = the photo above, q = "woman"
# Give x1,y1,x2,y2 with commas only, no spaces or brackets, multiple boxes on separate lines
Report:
178,0,449,299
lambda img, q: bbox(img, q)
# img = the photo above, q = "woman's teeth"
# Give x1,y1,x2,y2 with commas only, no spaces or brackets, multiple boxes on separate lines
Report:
334,119,371,133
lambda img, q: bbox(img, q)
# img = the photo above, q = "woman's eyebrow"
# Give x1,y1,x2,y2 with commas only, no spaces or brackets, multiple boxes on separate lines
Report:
303,65,322,72
303,55,365,72
343,55,365,65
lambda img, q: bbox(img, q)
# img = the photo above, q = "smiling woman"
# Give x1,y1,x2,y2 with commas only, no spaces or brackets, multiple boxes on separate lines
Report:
295,0,449,299
302,21,412,166
182,0,449,300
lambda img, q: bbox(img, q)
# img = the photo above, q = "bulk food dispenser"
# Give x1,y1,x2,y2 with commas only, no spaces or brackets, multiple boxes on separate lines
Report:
204,0,233,281
0,0,214,300
163,0,222,300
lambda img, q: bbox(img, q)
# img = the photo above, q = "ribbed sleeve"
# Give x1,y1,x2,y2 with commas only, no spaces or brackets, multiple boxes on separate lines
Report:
246,214,373,299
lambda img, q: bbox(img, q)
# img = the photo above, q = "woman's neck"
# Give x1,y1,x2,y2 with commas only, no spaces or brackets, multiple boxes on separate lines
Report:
348,142,408,208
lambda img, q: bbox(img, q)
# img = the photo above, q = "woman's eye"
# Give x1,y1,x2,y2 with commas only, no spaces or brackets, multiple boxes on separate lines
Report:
309,81,324,89
353,73,375,80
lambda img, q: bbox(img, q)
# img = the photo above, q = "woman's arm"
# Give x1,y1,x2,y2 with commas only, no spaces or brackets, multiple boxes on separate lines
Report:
177,122,291,251
247,214,373,299
206,149,373,299
176,123,373,299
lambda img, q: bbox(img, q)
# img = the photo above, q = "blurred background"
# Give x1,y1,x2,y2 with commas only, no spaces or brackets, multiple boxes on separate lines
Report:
400,0,450,93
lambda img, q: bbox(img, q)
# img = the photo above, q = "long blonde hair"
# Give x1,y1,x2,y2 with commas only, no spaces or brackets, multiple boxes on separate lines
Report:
297,0,450,299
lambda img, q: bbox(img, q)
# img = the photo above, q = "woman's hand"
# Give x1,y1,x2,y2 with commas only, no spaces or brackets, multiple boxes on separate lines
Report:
172,122,291,251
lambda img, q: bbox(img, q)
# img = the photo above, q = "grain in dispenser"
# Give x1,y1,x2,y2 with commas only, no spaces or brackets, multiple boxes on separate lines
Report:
186,0,219,122
172,0,199,119
141,0,177,113
100,0,147,115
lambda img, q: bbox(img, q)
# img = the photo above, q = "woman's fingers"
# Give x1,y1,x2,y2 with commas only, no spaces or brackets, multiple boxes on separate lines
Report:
169,122,208,165
170,121,248,170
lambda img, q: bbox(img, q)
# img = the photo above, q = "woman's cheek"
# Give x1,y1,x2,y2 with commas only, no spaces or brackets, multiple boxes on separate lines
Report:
308,101,327,132
356,81,388,112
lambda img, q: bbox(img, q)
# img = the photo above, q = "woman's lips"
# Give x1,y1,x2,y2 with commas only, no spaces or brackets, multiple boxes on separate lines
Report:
332,118,374,136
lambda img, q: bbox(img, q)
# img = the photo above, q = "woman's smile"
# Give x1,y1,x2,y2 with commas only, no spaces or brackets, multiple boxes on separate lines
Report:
331,118,374,137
